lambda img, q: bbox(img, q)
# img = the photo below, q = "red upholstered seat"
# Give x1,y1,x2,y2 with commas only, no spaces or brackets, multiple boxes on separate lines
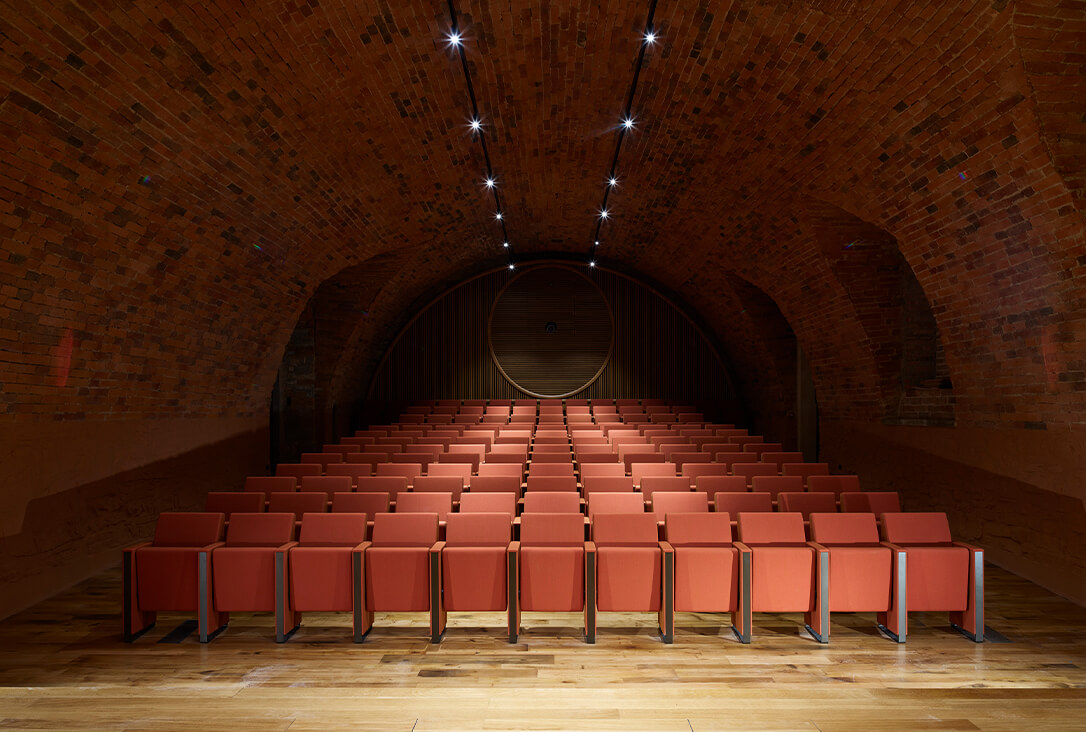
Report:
477,463,525,480
365,512,444,640
528,462,576,478
468,475,522,499
809,512,902,643
525,475,578,492
514,513,587,635
288,513,370,642
588,513,667,643
523,491,582,514
663,512,739,640
580,462,626,480
808,475,862,497
881,512,984,642
123,512,225,643
734,512,827,644
587,492,645,519
355,476,410,502
459,492,517,518
440,513,512,639
212,513,297,642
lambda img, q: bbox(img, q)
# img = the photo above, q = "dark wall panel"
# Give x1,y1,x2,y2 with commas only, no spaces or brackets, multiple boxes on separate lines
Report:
367,264,737,409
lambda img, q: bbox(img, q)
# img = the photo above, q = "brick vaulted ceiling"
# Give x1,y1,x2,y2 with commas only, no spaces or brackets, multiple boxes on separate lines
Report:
1,0,1084,429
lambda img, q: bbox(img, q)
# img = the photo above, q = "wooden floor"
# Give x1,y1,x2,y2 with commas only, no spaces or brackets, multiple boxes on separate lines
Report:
0,565,1083,731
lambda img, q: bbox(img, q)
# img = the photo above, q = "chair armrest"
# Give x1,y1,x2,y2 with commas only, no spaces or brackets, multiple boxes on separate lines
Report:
508,541,521,553
201,541,226,553
952,541,983,554
352,541,371,553
880,541,907,553
584,541,596,553
430,541,446,553
659,541,674,554
123,541,153,554
733,541,752,555
275,541,299,553
807,540,829,553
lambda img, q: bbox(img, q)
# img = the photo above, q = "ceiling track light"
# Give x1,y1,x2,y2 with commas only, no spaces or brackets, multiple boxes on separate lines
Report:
584,3,659,267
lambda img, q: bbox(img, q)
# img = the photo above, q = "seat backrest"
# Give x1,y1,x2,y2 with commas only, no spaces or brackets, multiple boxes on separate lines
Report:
225,513,295,547
376,463,423,483
631,462,677,485
641,476,693,499
275,463,321,479
245,476,296,493
809,475,862,497
737,512,807,545
839,491,901,514
580,463,626,479
732,463,778,482
445,512,511,547
782,462,831,480
881,512,953,544
809,513,879,545
332,491,389,515
696,475,748,497
326,464,376,481
424,462,472,480
371,512,439,546
778,492,837,520
670,452,712,468
523,491,582,513
458,492,517,516
268,492,327,520
525,475,578,492
651,491,709,520
528,463,576,477
751,475,804,500
476,463,524,479
395,492,453,521
299,513,368,546
300,475,353,497
355,475,409,497
301,452,343,466
665,512,732,546
714,492,773,515
205,492,264,517
760,451,805,468
592,513,660,546
153,512,224,546
468,475,522,498
682,462,729,480
411,475,464,500
588,492,645,517
519,513,586,546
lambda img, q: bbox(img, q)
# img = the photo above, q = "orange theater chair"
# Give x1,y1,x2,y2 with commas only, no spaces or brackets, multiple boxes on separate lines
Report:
459,492,517,518
662,513,740,642
211,513,298,642
809,512,905,643
287,513,371,642
587,492,645,519
523,491,582,514
439,513,513,641
734,512,828,644
525,475,578,492
365,513,444,640
123,512,225,643
469,475,523,499
587,513,670,644
511,513,589,642
881,512,984,642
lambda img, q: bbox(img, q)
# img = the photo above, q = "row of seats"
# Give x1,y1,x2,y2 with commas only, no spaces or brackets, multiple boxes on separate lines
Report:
123,510,984,646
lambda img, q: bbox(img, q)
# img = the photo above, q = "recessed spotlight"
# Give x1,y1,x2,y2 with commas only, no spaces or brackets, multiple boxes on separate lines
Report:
503,241,509,248
485,177,496,189
599,209,609,220
469,118,482,132
495,211,503,221
508,263,515,270
589,260,596,268
447,32,462,47
621,117,634,130
644,32,657,45
607,177,618,187
594,240,600,246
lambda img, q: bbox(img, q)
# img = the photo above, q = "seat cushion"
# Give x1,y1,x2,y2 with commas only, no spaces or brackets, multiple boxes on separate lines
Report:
520,546,584,611
366,546,430,611
905,545,969,611
596,547,661,611
827,545,892,612
750,546,814,612
442,547,507,611
212,547,278,612
290,546,354,612
674,546,738,612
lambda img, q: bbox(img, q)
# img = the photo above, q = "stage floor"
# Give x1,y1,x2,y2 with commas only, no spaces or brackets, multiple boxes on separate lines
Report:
0,564,1083,730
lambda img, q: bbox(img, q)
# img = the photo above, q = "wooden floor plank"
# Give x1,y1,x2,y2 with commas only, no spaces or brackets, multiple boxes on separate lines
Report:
0,564,1082,730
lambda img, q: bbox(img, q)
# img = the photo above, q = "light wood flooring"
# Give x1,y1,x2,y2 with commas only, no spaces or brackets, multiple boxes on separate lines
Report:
0,564,1083,731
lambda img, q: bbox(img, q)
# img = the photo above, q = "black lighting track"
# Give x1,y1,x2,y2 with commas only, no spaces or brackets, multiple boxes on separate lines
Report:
445,0,514,268
587,0,660,266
